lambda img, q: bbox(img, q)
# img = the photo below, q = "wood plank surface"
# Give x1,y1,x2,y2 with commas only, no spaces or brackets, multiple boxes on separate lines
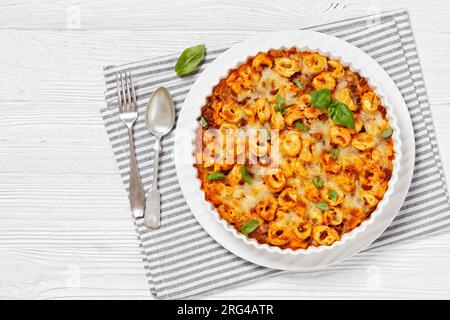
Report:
1,0,450,299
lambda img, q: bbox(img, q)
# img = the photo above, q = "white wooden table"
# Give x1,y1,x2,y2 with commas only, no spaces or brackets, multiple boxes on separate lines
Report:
1,0,450,299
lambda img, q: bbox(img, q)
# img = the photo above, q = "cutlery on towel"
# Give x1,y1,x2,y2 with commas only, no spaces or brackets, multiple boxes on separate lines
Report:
144,87,176,228
117,72,145,218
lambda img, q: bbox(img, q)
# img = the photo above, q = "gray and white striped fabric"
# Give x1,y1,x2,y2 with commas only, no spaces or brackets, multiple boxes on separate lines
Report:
101,9,450,299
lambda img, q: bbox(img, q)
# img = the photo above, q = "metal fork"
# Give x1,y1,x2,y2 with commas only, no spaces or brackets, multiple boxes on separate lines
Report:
117,72,145,218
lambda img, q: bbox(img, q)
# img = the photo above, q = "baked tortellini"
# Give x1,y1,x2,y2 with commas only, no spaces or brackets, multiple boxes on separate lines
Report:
274,57,301,77
312,72,336,91
256,197,278,222
195,48,394,250
280,132,302,157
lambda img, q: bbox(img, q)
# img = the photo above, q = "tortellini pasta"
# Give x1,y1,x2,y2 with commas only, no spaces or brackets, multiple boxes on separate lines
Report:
280,132,302,157
302,53,327,75
324,207,344,226
361,91,380,113
274,57,301,77
256,98,271,123
256,197,278,222
312,225,339,246
329,125,352,147
252,52,273,71
195,48,394,251
351,132,376,151
312,72,336,91
278,188,299,209
291,219,312,241
268,223,291,246
263,169,287,193
334,88,357,111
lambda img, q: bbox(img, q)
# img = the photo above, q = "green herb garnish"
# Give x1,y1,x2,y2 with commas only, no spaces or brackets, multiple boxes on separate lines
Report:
332,148,339,160
381,127,393,138
295,122,309,131
200,116,208,127
276,93,286,115
310,89,355,129
311,89,332,109
175,44,206,76
328,190,338,202
294,79,303,90
312,177,324,188
316,200,329,211
241,219,260,236
206,172,226,181
329,102,355,130
241,166,253,184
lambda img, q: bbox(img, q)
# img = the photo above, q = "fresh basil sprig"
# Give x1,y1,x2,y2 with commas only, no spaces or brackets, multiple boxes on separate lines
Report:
381,127,393,138
206,172,226,181
328,189,338,202
241,166,253,184
200,116,208,127
295,122,309,131
312,177,324,188
276,93,287,115
175,44,206,76
241,219,260,236
331,148,339,160
316,200,329,211
329,102,355,129
294,79,303,90
310,89,355,129
311,89,333,109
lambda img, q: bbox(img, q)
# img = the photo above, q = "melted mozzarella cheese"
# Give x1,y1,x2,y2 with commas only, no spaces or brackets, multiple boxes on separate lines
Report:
344,186,364,208
239,181,273,213
197,49,394,250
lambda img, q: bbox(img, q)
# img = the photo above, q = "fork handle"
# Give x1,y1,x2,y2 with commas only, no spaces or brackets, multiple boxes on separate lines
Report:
128,126,145,218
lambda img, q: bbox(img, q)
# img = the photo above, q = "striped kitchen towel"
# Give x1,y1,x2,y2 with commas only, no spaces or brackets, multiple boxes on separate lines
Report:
100,8,450,299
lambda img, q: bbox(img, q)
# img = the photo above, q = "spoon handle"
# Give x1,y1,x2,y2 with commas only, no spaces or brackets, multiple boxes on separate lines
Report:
144,137,161,228
152,138,161,190
144,188,160,228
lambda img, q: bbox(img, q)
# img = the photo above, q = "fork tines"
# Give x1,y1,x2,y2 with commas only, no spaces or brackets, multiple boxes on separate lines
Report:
116,72,138,111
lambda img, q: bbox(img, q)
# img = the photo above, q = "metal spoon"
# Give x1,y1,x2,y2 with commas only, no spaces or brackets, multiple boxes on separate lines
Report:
144,87,176,228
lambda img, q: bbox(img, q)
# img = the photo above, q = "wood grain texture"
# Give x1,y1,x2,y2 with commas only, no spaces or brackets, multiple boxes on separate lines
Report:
1,0,450,299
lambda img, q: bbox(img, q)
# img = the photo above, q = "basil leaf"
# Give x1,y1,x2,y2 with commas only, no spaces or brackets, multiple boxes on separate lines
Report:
332,148,339,160
206,172,226,181
330,102,355,129
328,189,338,202
381,127,393,138
294,79,303,89
312,177,324,188
295,122,309,131
311,89,354,129
276,92,283,105
241,166,253,184
241,219,260,236
276,93,286,114
260,127,271,141
200,116,208,127
316,200,329,211
175,44,206,76
311,89,332,109
327,102,337,118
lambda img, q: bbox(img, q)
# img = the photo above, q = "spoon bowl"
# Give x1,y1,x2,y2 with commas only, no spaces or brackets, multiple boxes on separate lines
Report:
144,87,176,229
145,87,176,138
